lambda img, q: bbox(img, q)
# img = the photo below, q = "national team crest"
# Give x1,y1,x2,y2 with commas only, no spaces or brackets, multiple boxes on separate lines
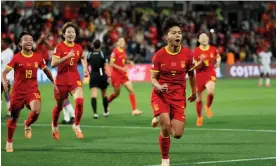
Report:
153,104,159,111
181,61,186,68
34,62,38,68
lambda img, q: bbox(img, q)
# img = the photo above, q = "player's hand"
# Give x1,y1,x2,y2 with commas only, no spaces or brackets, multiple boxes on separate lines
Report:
129,60,135,66
214,63,220,68
84,70,89,77
122,66,128,72
157,83,168,93
67,50,75,58
2,80,9,93
187,93,197,102
107,77,111,84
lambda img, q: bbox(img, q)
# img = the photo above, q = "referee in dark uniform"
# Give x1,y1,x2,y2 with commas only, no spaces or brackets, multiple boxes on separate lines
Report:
87,39,110,119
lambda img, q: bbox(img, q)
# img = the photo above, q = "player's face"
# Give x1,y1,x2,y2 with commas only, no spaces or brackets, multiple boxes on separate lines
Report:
20,35,33,51
198,33,209,45
166,26,182,47
64,27,76,43
117,38,126,48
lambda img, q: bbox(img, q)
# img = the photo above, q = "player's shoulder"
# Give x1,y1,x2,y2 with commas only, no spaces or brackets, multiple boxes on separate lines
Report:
180,46,193,59
152,47,166,59
33,52,44,59
74,43,83,50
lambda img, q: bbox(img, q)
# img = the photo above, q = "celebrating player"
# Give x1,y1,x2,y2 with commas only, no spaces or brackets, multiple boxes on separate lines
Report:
1,37,14,117
150,16,197,166
108,37,143,116
87,39,110,119
51,22,88,140
193,33,221,127
258,44,272,87
2,32,56,152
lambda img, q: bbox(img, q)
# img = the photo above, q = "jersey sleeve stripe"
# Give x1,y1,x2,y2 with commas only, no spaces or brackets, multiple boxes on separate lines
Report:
53,55,60,58
6,65,13,69
151,70,160,72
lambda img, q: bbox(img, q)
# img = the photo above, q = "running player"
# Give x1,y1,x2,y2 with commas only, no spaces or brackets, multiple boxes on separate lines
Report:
1,37,13,117
2,32,56,152
87,39,110,119
51,22,88,140
150,15,197,166
108,37,143,116
193,33,221,127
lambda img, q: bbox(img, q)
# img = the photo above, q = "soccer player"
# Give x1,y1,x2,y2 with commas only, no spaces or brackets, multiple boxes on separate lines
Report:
51,22,88,140
108,37,143,116
2,32,56,152
258,44,272,87
150,16,197,166
193,33,221,127
1,37,14,117
86,39,110,119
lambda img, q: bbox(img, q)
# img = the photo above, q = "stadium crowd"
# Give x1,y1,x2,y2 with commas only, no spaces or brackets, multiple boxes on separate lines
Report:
1,1,276,64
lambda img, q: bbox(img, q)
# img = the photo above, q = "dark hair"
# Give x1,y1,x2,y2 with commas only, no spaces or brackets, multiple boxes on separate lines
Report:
2,37,12,45
18,31,33,43
61,22,79,40
93,39,101,49
161,15,183,35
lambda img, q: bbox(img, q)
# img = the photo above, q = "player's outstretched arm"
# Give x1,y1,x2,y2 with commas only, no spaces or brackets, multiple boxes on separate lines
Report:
42,67,59,93
51,50,74,67
1,67,12,92
187,70,197,102
81,53,89,77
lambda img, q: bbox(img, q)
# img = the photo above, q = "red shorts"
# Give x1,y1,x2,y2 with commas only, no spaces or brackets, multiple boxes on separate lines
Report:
55,80,82,100
9,91,41,111
111,73,129,89
150,89,186,122
196,70,216,93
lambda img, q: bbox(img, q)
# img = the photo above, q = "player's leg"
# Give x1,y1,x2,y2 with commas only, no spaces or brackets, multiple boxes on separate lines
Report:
101,88,109,117
25,98,41,139
71,86,84,139
60,99,71,124
259,66,264,87
6,98,24,152
205,80,215,118
108,76,121,103
123,80,143,115
91,87,99,119
196,91,204,126
265,66,271,87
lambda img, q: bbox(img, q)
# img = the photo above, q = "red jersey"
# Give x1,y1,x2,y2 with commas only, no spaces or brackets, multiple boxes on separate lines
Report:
193,45,218,73
6,51,46,96
110,47,127,75
53,42,83,85
151,46,193,99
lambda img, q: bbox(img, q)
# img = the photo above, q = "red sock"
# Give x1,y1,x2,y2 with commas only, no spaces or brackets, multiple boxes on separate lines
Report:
159,135,170,159
74,98,84,125
52,106,61,127
25,111,39,127
7,118,17,143
207,94,214,107
196,100,203,118
108,93,116,103
129,93,137,110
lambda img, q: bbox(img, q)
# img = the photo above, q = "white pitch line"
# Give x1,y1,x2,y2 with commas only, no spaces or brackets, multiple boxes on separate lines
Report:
1,123,276,133
148,156,276,166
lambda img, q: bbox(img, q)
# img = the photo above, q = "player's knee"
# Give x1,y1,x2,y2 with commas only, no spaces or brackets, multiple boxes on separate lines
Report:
10,110,19,121
128,89,135,94
196,97,202,102
32,109,41,114
173,134,183,139
161,123,171,134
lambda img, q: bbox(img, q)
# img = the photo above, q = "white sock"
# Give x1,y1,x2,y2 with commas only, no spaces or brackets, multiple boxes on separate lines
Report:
6,101,10,110
62,108,70,122
266,78,270,85
64,104,75,118
259,78,263,85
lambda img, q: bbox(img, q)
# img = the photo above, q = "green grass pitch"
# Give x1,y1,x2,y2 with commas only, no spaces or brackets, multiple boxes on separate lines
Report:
1,79,276,166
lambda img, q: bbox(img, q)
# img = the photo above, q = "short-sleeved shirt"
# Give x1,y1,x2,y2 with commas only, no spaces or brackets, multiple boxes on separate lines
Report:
110,47,127,76
53,41,83,85
193,45,218,73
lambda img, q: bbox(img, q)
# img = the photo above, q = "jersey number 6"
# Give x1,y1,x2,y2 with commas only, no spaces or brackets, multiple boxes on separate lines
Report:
70,57,74,66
